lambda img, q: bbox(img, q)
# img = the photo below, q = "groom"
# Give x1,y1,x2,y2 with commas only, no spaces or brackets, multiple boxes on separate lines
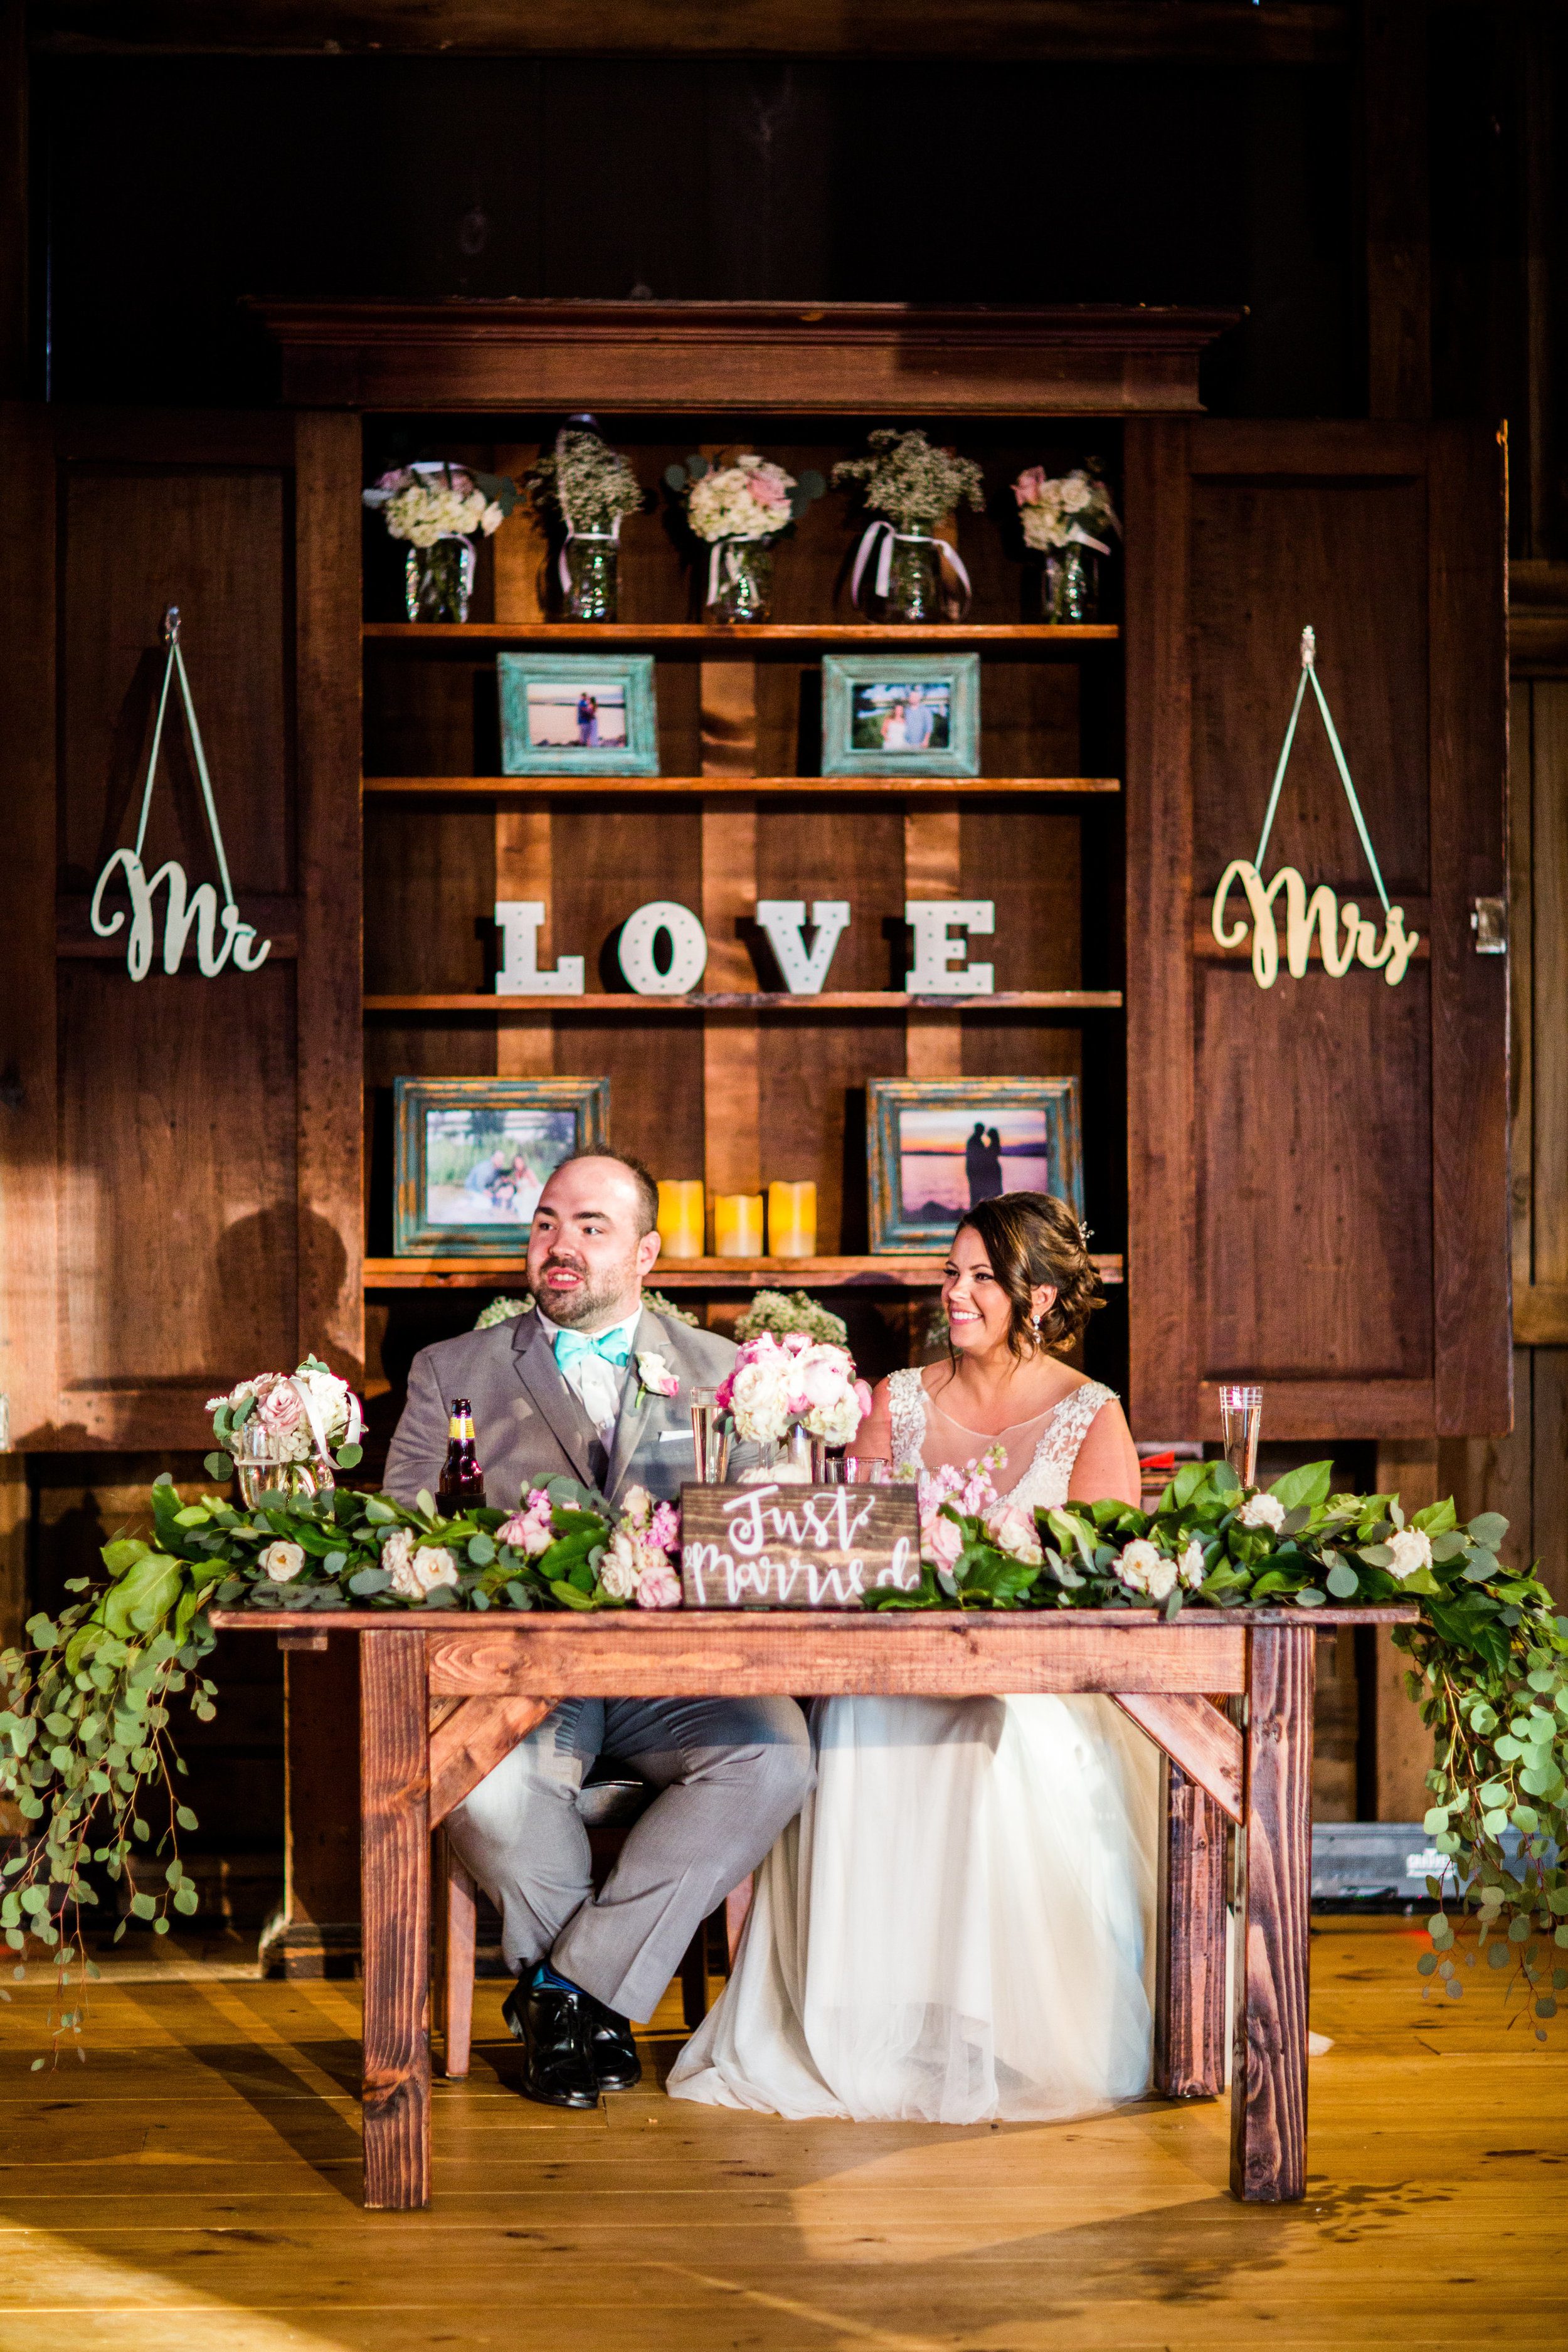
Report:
383,1151,812,2109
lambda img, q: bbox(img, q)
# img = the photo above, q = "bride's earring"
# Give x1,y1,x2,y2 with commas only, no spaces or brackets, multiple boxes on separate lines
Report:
1029,1311,1043,1347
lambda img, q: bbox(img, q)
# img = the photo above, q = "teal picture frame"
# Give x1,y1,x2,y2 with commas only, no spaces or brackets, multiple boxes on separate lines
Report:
393,1076,611,1256
866,1077,1084,1253
822,654,980,778
498,652,660,776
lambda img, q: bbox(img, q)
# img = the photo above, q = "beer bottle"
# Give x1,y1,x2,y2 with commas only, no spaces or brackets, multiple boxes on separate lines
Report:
438,1397,486,1511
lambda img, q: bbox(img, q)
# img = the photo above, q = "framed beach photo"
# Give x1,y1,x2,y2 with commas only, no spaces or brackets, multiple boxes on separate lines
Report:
822,654,980,778
866,1078,1084,1253
497,652,659,776
393,1076,611,1256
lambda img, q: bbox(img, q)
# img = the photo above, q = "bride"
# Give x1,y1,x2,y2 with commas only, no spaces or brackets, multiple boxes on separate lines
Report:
667,1190,1160,2126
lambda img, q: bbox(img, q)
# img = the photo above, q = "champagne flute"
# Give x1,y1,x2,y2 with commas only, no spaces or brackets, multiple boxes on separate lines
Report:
1218,1384,1263,1488
689,1387,729,1484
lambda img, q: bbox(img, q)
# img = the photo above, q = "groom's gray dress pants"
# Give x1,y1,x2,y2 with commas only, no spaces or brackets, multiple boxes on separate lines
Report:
446,1696,813,2022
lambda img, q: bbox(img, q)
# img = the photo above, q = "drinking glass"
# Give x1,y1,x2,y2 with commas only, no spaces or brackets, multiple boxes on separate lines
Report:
689,1387,729,1484
1218,1384,1263,1488
827,1456,891,1485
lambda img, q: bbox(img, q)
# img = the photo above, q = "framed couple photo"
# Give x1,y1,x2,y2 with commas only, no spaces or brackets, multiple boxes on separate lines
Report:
393,1076,610,1256
822,653,980,778
498,652,660,776
866,1077,1084,1253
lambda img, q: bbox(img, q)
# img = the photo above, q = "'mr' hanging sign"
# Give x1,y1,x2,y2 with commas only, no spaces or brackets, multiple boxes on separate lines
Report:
1211,627,1418,990
90,607,272,982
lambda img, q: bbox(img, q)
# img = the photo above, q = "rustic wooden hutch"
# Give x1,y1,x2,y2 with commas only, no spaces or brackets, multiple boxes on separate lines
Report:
0,301,1509,1961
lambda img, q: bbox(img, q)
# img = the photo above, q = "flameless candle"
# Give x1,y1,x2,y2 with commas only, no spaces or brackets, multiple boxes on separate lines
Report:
713,1192,765,1258
657,1179,706,1260
767,1180,817,1259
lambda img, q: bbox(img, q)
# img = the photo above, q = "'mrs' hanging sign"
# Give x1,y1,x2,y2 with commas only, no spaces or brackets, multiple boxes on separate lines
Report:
90,607,272,982
1211,626,1418,990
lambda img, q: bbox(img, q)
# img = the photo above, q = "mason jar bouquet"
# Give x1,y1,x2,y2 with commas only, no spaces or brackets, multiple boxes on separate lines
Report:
832,428,985,623
1012,462,1121,622
716,1330,872,1482
361,461,516,623
664,450,824,623
206,1354,365,1504
526,422,644,621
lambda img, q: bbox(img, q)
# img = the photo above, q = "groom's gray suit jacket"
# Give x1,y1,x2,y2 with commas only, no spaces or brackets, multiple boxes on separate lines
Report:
383,1302,743,1511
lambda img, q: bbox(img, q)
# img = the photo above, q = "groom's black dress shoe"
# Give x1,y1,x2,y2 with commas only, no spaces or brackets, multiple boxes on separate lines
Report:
502,1978,642,2099
502,1979,600,2109
585,1998,642,2092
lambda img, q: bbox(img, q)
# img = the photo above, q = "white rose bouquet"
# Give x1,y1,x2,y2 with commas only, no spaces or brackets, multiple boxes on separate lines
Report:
1012,464,1120,556
362,461,514,548
664,450,824,617
206,1355,364,1475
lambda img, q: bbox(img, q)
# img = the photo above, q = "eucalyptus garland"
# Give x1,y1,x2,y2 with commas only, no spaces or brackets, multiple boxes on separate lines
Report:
3,1453,1565,2057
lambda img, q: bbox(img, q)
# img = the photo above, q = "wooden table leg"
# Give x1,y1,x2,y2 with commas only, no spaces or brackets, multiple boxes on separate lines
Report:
1230,1623,1314,2201
361,1629,432,2210
1155,1758,1227,2097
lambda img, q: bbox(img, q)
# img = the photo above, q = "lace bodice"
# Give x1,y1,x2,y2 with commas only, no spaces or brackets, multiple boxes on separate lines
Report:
887,1367,1117,1514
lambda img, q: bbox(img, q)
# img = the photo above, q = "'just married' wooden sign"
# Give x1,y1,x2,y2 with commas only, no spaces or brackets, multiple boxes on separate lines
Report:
679,1481,922,1609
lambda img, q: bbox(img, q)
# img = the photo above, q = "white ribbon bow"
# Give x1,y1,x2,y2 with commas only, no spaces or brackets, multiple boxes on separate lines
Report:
558,512,622,595
704,534,778,607
850,522,972,612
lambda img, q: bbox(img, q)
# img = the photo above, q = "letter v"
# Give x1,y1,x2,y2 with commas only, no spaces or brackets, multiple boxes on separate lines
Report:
755,900,852,994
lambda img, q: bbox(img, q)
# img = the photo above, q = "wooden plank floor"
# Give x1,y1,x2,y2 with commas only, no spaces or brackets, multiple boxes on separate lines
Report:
0,1922,1562,2350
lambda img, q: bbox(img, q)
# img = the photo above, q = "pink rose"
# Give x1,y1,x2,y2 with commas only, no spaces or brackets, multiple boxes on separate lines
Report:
257,1377,305,1436
648,1500,680,1552
924,1510,963,1571
636,1562,683,1609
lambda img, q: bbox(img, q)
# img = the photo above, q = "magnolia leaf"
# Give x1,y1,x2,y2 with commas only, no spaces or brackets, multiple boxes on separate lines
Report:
1268,1460,1332,1513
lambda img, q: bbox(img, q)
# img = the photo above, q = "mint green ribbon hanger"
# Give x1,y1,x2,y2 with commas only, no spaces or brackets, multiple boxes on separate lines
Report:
89,607,272,981
1252,624,1391,914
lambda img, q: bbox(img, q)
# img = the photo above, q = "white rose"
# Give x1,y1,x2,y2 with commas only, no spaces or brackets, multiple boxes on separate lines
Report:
383,1528,460,1600
260,1540,305,1584
598,1529,642,1601
1238,1493,1286,1533
985,1503,1043,1565
1178,1537,1207,1589
1385,1526,1434,1581
1144,1555,1179,1602
1117,1537,1163,1595
1059,473,1094,512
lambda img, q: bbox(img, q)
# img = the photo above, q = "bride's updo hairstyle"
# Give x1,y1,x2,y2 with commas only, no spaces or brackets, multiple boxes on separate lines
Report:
952,1190,1103,1362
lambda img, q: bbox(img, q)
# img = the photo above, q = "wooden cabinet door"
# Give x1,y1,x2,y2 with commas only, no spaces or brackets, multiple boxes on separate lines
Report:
0,406,362,1450
1124,420,1509,1441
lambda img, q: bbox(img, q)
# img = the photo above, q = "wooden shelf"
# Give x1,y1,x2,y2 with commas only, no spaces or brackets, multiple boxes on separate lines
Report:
364,989,1124,1013
363,622,1120,647
364,775,1121,799
364,1253,1125,1291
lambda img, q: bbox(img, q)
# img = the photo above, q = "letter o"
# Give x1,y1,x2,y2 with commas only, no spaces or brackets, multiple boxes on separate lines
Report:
617,900,709,996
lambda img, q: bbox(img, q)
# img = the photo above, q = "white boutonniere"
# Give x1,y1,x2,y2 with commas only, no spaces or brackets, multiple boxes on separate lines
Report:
635,1350,681,1406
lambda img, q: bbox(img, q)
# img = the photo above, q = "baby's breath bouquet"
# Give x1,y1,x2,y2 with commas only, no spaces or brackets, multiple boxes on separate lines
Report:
832,428,983,622
527,425,644,620
734,1289,849,1348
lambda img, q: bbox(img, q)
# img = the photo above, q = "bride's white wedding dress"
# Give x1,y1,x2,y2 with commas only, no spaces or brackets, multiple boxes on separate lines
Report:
666,1369,1161,2126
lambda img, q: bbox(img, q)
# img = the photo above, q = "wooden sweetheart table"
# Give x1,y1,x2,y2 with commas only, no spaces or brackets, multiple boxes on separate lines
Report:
210,1604,1418,2212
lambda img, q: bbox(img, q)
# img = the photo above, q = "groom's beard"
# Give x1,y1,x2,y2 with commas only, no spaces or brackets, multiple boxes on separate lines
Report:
536,1249,640,1331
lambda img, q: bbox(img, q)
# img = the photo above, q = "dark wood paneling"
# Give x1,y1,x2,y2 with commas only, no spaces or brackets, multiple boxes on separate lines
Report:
364,806,496,993
755,802,904,992
551,800,704,987
1197,964,1433,1380
961,804,1081,992
1189,470,1429,894
1124,418,1196,1436
56,962,299,1436
61,465,290,895
557,1016,706,1179
37,1,1351,64
0,405,58,1444
1155,1764,1227,2099
294,410,365,1390
755,1013,906,1253
1429,422,1510,1433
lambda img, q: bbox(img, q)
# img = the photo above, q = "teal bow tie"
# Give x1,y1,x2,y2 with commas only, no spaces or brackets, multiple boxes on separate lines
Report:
552,1325,633,1374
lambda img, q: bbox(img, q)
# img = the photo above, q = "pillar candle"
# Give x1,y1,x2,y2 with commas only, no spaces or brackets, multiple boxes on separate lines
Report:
657,1179,706,1260
713,1192,765,1258
767,1180,817,1259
